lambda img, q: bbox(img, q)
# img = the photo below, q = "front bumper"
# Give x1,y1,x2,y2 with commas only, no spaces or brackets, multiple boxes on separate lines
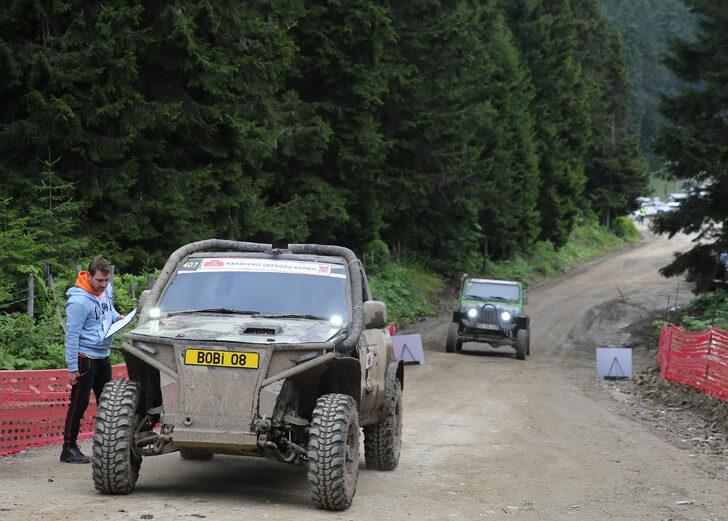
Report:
458,323,514,345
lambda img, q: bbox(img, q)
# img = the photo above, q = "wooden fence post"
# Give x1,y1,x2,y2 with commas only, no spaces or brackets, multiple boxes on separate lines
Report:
42,261,51,286
27,274,34,317
43,262,68,335
130,280,137,301
147,274,155,289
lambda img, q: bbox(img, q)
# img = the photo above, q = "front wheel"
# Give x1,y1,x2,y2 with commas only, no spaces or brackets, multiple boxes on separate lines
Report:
307,394,360,511
364,369,403,470
92,379,142,494
446,323,459,353
515,329,529,360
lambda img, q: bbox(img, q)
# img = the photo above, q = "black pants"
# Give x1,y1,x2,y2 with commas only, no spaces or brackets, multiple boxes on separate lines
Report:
63,356,112,446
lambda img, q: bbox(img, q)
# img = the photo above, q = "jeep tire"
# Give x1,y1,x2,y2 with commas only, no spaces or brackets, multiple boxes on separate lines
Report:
92,379,142,494
515,328,529,360
364,370,402,470
307,394,360,511
179,450,214,461
446,323,459,353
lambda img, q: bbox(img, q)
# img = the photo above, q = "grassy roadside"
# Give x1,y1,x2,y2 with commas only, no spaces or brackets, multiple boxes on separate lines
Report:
370,217,642,327
0,218,641,369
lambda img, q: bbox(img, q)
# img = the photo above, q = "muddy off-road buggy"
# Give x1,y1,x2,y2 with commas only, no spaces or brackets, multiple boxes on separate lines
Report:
91,240,403,511
446,275,530,360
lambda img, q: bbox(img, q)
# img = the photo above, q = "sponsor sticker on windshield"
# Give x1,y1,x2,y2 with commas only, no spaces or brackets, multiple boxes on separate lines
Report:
178,257,337,277
470,278,518,285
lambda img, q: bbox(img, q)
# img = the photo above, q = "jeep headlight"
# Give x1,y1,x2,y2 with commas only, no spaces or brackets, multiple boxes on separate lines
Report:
467,308,478,319
500,311,511,321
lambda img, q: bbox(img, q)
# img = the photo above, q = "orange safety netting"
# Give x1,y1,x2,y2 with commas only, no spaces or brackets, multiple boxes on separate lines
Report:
657,323,728,403
0,365,128,456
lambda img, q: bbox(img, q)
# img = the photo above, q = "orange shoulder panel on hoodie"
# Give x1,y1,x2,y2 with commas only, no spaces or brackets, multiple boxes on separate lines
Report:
75,271,104,297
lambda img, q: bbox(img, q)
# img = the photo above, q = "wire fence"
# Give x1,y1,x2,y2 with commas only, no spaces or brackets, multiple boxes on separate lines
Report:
1,265,156,319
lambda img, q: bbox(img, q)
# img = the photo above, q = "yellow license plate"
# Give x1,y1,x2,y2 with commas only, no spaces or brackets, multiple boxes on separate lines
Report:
184,349,259,369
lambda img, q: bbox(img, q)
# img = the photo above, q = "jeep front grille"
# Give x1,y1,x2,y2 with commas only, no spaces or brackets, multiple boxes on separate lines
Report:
480,305,498,325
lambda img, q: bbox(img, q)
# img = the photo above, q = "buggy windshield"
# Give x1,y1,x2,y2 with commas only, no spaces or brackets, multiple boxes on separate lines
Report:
157,257,350,323
464,281,520,302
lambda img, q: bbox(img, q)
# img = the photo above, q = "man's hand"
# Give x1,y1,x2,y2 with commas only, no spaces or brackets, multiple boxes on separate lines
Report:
68,371,80,385
116,314,126,322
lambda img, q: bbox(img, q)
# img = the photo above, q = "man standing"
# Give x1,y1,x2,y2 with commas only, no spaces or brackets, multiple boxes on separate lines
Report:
61,257,124,463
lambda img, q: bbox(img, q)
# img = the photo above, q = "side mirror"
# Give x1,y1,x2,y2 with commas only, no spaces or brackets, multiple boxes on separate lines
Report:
363,300,387,329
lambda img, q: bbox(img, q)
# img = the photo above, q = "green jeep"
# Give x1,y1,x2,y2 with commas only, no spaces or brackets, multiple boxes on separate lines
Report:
446,275,530,360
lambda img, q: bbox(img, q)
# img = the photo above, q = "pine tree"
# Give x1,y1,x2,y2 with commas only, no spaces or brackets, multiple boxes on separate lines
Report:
600,0,696,169
377,1,539,268
572,0,648,226
0,1,304,269
263,0,394,252
502,0,591,247
653,0,728,290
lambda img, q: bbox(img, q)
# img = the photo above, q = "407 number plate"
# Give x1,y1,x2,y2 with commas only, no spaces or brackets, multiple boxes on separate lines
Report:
184,349,259,369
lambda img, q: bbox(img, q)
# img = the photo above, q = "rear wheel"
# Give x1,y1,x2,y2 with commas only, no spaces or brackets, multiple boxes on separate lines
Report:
307,394,359,511
92,379,142,494
179,450,214,461
364,370,402,470
515,329,529,360
446,323,459,353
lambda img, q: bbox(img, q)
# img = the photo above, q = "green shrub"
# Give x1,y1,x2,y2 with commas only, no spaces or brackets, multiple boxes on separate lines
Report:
485,219,633,286
361,239,391,273
680,290,728,331
369,263,442,326
0,313,65,370
611,216,641,241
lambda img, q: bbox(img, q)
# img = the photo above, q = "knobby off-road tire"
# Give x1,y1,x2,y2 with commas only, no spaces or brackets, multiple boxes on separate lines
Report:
179,450,214,461
364,370,402,470
92,379,142,494
446,323,459,353
515,328,529,360
307,394,360,511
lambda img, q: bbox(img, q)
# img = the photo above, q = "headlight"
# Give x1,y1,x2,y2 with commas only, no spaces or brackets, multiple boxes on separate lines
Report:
500,311,511,321
148,307,161,319
467,308,478,319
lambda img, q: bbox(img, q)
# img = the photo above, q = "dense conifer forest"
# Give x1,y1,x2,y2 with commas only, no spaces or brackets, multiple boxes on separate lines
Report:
1,0,724,326
0,0,646,281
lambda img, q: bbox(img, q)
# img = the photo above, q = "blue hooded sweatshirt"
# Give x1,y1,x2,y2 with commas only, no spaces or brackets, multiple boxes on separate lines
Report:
65,281,119,372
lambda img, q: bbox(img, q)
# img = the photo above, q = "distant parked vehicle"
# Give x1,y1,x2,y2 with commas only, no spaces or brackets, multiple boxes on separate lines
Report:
632,201,672,219
667,193,688,209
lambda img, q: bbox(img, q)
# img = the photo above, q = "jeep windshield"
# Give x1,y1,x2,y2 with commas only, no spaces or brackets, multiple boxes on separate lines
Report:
464,281,520,302
156,257,350,325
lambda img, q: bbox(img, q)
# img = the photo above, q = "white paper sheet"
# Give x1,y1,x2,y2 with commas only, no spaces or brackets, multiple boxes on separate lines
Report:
105,308,137,339
596,347,632,379
391,334,426,365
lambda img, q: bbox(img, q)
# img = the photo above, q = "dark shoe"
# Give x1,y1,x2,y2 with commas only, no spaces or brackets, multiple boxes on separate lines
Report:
60,444,90,464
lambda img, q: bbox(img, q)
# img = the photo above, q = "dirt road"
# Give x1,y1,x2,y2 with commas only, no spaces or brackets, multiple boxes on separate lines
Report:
2,230,726,520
